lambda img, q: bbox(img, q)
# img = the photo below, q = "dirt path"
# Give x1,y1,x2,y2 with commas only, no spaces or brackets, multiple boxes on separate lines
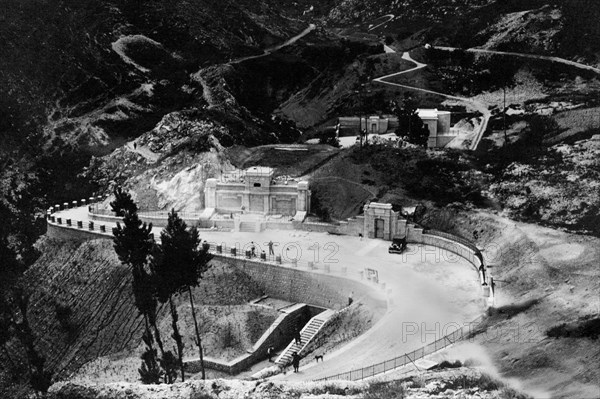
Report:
125,140,159,163
372,51,491,151
368,14,395,32
433,46,600,75
231,24,316,65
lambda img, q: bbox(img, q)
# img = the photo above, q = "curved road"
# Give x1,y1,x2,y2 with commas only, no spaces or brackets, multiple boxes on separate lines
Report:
49,206,484,382
372,51,491,151
368,14,395,32
232,24,316,65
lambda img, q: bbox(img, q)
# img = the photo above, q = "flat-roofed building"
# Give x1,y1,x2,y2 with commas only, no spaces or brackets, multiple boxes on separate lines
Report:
204,167,310,217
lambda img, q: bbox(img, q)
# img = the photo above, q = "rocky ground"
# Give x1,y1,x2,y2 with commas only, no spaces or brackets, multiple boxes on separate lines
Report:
48,367,529,399
486,135,600,236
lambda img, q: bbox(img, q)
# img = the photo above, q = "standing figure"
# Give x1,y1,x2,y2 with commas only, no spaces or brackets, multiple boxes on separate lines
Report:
251,241,256,257
294,329,302,345
268,240,274,256
292,352,300,373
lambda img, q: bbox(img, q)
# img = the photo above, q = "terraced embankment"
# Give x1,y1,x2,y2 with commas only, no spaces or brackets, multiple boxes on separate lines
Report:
21,238,146,379
15,237,268,381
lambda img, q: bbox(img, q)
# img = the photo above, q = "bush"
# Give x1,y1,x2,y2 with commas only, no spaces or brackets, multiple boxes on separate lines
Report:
434,359,462,369
546,317,600,340
363,380,406,399
54,301,72,330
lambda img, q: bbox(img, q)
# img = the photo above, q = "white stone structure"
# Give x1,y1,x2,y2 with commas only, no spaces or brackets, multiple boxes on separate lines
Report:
337,110,456,148
205,167,310,216
416,109,453,148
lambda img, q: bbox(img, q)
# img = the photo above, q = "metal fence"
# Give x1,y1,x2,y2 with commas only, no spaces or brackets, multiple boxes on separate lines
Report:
314,314,485,382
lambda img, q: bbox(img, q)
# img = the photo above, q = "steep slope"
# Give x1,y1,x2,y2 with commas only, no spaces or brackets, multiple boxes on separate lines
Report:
446,211,600,399
0,237,267,390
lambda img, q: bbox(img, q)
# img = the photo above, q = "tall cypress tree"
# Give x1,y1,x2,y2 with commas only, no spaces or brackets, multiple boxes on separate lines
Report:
158,210,213,380
113,202,173,383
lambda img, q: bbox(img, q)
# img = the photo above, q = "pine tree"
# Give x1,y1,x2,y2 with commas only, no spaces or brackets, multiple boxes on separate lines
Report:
158,209,213,380
112,200,172,382
110,186,138,217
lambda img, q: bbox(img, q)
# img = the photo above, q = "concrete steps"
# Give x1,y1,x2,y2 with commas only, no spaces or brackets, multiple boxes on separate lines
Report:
275,309,336,366
239,221,256,232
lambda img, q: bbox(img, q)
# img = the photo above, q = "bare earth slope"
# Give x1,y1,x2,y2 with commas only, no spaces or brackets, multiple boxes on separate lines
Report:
446,211,600,399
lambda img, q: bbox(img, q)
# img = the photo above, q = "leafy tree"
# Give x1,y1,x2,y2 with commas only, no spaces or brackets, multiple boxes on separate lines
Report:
158,210,213,380
391,95,430,147
110,186,138,216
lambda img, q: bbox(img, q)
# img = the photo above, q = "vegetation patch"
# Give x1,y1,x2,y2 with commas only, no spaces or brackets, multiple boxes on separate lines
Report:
546,316,600,340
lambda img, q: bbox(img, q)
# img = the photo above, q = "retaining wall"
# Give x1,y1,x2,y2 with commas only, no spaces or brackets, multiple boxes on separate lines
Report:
46,222,112,242
224,257,386,312
407,226,483,271
185,303,314,375
89,212,200,228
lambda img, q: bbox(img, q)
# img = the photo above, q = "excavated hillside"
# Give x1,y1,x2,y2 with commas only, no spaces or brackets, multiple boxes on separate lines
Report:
1,237,267,387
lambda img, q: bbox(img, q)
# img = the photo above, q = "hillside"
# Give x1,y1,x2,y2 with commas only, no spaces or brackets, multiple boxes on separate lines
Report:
2,0,600,398
0,238,268,397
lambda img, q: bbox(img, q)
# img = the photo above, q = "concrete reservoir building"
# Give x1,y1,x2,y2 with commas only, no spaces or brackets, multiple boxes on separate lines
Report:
337,109,455,148
204,167,310,217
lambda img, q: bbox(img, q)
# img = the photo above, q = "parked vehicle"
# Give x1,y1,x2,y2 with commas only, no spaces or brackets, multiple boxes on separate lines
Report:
388,237,407,254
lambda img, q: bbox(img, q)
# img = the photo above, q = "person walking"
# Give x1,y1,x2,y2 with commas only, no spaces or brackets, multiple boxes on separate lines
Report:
268,240,274,256
292,352,300,373
294,329,302,345
251,241,256,257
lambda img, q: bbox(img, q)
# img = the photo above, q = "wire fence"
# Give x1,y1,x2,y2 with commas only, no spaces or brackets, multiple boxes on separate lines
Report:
314,313,485,382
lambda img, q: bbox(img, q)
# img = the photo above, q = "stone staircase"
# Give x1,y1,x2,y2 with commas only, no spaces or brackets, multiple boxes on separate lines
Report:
275,309,336,367
239,221,257,232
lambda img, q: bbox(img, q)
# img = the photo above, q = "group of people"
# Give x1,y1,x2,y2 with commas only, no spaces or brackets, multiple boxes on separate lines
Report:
249,240,276,258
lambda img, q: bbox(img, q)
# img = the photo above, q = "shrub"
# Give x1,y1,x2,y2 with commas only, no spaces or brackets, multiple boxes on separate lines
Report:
54,301,73,330
546,317,600,340
363,380,406,399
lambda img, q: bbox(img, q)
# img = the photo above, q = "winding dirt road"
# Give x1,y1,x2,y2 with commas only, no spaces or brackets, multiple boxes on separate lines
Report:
433,46,600,75
372,51,491,151
231,24,316,65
